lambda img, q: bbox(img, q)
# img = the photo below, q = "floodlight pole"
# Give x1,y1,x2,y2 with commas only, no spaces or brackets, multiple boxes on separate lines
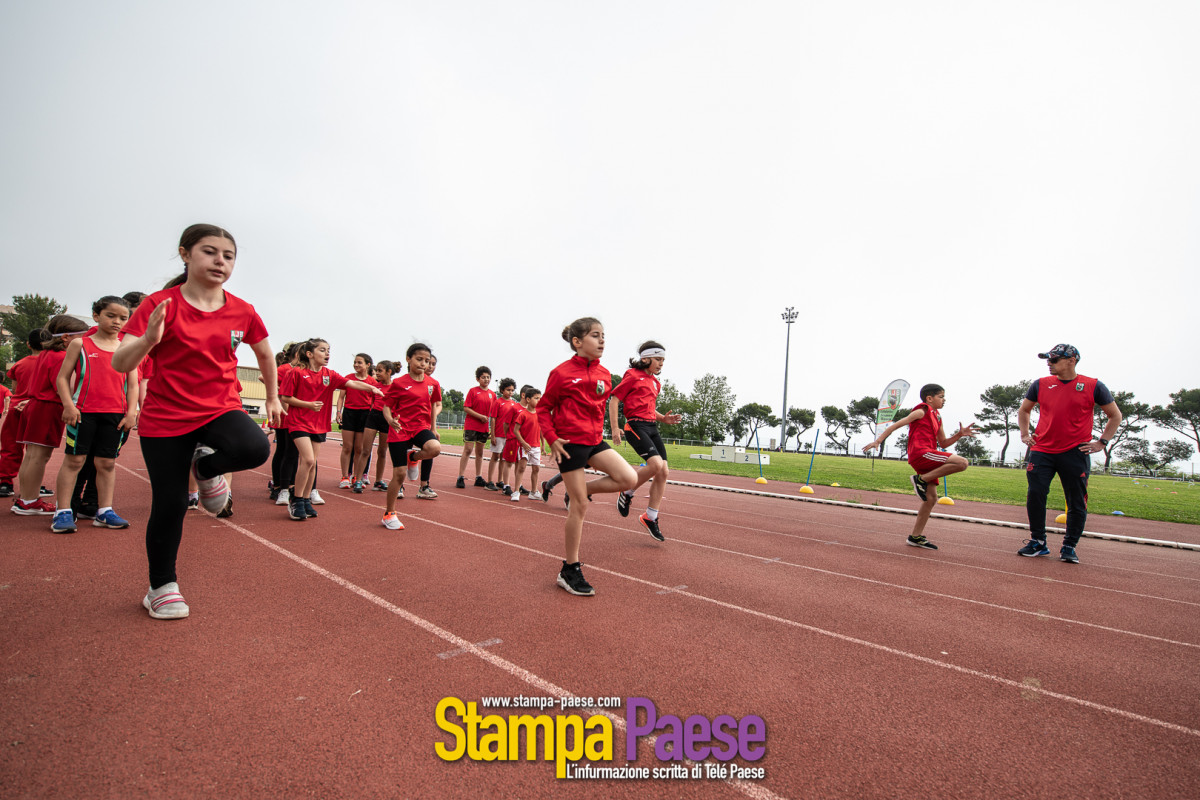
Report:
780,306,798,451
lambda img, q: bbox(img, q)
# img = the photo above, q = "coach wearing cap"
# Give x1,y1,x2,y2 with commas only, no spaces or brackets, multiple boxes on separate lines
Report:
1016,344,1121,564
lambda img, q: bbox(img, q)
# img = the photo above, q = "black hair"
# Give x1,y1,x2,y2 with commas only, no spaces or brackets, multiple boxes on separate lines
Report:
297,338,328,370
121,291,147,310
167,223,237,288
406,342,431,360
561,317,601,352
38,315,90,352
376,360,396,376
92,295,129,316
499,377,516,392
919,383,945,402
26,329,44,352
475,365,491,379
629,339,665,370
355,353,374,371
521,385,541,399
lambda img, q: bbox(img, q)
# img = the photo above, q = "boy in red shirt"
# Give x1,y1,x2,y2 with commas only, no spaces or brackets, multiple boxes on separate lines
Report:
506,386,548,502
379,343,442,529
485,378,517,492
455,366,493,489
863,383,977,550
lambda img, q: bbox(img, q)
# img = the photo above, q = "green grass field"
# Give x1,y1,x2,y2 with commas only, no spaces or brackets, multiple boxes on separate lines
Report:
427,428,1199,525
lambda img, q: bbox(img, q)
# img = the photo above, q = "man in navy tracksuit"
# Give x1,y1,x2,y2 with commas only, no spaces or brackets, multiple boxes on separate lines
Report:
1016,344,1122,564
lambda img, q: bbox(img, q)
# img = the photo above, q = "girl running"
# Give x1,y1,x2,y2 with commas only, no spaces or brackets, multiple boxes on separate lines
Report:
51,296,139,532
336,352,377,489
538,317,638,596
379,343,441,529
10,316,90,515
608,340,682,542
113,223,282,620
455,366,493,489
281,339,382,521
356,359,396,493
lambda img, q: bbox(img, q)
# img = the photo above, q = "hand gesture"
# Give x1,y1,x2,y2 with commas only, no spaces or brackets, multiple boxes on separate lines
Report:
663,411,683,425
862,439,881,454
550,438,570,464
958,423,978,438
143,298,171,346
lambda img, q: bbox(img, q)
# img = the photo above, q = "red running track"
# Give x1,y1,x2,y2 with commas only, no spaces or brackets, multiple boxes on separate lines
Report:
2,436,1199,799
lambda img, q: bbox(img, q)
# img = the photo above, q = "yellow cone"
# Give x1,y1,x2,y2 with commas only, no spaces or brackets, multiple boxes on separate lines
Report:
1055,512,1067,524
799,485,814,494
755,477,768,484
830,482,840,487
937,496,955,505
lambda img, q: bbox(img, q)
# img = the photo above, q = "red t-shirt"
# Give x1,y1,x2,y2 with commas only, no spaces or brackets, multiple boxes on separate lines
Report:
71,337,130,414
281,367,350,434
537,355,613,446
1028,375,1107,454
612,368,661,421
27,350,68,404
464,386,495,433
0,384,11,409
906,402,942,459
494,397,521,438
7,355,38,400
511,406,541,448
384,373,441,442
341,374,379,411
123,286,268,437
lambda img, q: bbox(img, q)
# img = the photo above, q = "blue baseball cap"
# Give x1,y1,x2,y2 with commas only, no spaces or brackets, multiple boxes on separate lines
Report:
1038,344,1080,361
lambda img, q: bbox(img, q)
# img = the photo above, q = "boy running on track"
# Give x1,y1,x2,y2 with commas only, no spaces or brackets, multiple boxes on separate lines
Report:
379,343,442,529
863,383,977,550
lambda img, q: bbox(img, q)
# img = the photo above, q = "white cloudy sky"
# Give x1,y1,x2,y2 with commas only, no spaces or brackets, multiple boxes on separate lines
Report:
3,1,1197,456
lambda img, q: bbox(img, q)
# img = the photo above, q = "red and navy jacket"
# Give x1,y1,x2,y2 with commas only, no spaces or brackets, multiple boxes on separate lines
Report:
537,355,613,446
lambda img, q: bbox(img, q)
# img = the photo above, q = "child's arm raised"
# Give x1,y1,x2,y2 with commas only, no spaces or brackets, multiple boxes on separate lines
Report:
862,409,924,454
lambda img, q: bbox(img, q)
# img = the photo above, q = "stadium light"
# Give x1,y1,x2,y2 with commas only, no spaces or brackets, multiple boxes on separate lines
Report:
780,307,798,450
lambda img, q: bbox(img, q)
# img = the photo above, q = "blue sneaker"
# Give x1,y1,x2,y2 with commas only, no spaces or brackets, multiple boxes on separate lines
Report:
92,509,130,529
1060,545,1080,564
51,509,77,534
1018,538,1050,557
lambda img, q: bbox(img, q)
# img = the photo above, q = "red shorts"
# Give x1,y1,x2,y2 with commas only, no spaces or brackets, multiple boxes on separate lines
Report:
501,436,523,464
908,451,950,486
17,398,66,448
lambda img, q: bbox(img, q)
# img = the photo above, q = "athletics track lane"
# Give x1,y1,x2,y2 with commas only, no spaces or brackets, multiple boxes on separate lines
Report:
2,437,1198,799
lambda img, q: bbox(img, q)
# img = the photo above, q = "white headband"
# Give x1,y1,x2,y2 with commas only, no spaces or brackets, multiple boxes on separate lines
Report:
638,347,666,359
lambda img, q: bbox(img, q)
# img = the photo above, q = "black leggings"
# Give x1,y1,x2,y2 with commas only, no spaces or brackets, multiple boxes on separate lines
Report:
140,411,270,589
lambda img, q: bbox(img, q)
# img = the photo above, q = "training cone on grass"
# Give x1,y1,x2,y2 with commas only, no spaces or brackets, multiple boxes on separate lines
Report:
799,486,814,494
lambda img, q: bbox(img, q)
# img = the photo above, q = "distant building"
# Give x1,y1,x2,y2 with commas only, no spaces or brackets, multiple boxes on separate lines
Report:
238,365,266,415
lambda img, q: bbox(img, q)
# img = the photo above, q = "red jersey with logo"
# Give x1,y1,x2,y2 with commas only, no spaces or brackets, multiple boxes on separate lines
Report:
612,368,661,421
123,286,269,437
464,386,495,433
537,355,613,446
281,367,351,434
906,402,942,459
27,350,69,404
494,397,521,438
71,337,129,414
7,355,38,400
341,374,379,410
511,407,541,448
1027,374,1111,454
384,373,441,442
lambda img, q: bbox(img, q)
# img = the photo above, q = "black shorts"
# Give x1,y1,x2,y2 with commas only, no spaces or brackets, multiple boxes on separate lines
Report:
364,409,389,432
291,431,328,443
463,429,489,444
387,429,438,465
65,413,127,459
556,441,612,473
623,420,666,461
340,407,369,433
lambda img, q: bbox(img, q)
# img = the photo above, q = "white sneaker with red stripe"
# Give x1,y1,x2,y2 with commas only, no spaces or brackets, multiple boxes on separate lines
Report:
143,582,189,619
191,444,230,514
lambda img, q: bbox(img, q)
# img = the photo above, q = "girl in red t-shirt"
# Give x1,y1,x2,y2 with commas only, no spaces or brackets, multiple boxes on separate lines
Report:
114,224,283,621
11,316,90,515
357,359,397,493
335,353,378,490
50,296,139,532
0,331,45,497
280,338,381,521
378,343,442,530
536,317,638,597
607,339,683,542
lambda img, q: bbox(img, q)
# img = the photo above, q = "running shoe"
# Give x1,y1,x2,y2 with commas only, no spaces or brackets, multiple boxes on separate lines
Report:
519,486,529,496
352,480,364,493
338,476,352,489
191,444,230,514
288,500,307,521
473,476,487,488
617,490,633,517
1017,539,1050,557
143,582,189,620
397,485,405,499
417,486,438,500
51,509,77,533
373,480,388,492
540,481,551,502
39,486,54,497
906,534,937,550
310,489,325,505
529,491,544,501
381,511,404,530
93,509,131,529
510,491,520,502
73,504,98,520
484,482,498,492
455,476,466,489
303,498,318,518
557,561,595,596
0,482,13,498
187,494,200,510
216,498,234,519
269,488,280,501
12,498,56,516
407,450,419,482
502,485,513,496
274,489,290,506
1060,545,1080,564
639,513,665,542
910,474,928,502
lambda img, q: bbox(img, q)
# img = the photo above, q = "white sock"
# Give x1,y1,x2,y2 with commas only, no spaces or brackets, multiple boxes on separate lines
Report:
622,489,635,498
646,507,659,521
98,507,112,516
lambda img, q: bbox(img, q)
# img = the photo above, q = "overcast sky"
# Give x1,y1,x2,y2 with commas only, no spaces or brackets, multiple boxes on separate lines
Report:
3,1,1197,457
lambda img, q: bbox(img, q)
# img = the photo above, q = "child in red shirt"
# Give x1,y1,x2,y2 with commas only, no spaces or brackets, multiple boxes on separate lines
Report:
506,386,548,502
485,378,517,491
456,366,494,489
863,383,977,549
0,331,43,497
537,317,637,596
335,352,378,489
379,343,442,529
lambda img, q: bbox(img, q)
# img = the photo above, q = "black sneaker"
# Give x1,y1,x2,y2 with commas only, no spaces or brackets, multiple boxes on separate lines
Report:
519,486,529,496
910,475,928,501
1017,539,1050,557
187,495,199,511
217,497,234,518
373,480,388,492
0,482,13,498
639,513,665,542
617,491,632,517
502,485,513,496
1060,545,1080,564
484,482,498,492
39,486,54,497
540,480,551,502
269,488,280,501
288,500,307,521
907,534,937,550
557,561,595,596
303,498,317,518
455,476,466,489
474,476,487,488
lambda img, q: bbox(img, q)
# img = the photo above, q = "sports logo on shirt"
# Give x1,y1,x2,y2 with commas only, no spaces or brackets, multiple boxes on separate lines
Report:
230,330,245,350
428,386,434,395
595,381,605,395
322,375,330,386
1075,383,1085,391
